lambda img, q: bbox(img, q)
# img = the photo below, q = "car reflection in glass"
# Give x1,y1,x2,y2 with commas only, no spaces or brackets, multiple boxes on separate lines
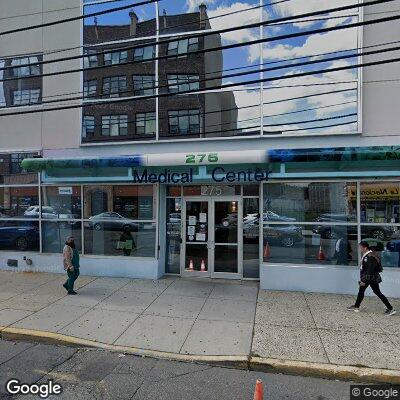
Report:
88,212,139,232
244,212,303,248
0,221,39,251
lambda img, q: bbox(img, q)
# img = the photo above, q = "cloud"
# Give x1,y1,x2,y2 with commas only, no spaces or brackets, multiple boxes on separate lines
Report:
273,0,356,28
260,26,358,62
207,2,264,44
186,0,216,12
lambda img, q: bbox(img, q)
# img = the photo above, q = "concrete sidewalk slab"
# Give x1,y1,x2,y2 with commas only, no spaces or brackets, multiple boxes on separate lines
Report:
0,308,33,327
208,283,258,301
198,298,256,323
319,330,400,370
114,314,194,353
252,324,329,363
11,304,90,332
143,294,206,319
163,279,214,298
121,278,175,294
180,319,253,356
96,290,158,314
312,309,383,334
59,308,139,343
255,302,315,329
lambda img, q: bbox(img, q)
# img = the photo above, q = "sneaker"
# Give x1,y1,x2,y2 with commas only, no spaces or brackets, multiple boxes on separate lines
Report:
384,309,397,316
62,283,68,291
347,305,360,312
67,291,77,295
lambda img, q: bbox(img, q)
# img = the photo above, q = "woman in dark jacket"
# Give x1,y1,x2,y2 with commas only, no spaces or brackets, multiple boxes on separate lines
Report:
348,241,396,315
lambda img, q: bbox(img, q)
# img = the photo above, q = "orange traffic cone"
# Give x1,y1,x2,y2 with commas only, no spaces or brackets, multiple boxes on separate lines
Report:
318,244,326,261
263,242,271,259
188,259,194,271
200,259,206,271
253,379,264,400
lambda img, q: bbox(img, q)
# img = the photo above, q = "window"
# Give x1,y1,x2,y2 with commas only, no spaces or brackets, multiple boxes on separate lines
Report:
101,115,128,136
11,56,40,77
12,89,41,106
167,74,199,93
83,80,97,97
132,75,155,95
102,76,127,97
136,113,156,135
82,116,95,138
168,109,200,134
133,45,155,61
83,49,98,68
104,50,128,65
10,153,38,174
167,38,198,56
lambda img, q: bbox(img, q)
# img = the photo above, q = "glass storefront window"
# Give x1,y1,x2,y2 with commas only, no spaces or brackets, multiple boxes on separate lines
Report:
263,224,358,266
42,221,82,253
0,187,39,218
41,186,82,219
166,197,181,274
83,185,155,220
0,220,39,251
361,226,400,268
84,222,156,258
360,182,400,223
264,182,357,223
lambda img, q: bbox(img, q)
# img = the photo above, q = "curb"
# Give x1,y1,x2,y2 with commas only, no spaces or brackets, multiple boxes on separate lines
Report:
1,326,399,384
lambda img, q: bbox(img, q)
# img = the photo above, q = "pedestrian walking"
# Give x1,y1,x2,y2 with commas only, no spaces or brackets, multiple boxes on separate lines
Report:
62,236,80,295
348,241,396,315
118,226,135,256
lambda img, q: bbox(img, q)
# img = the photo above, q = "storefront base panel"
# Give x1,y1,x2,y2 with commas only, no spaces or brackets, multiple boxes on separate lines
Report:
0,252,162,280
260,264,400,298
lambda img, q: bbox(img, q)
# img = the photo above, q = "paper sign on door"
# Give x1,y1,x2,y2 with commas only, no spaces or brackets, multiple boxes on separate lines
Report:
199,213,207,223
188,216,196,225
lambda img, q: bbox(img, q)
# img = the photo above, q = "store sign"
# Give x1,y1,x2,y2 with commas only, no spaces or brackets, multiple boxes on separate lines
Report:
58,187,73,195
132,167,269,184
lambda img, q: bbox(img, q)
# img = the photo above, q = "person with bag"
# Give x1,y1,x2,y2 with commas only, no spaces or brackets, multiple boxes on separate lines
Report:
347,241,396,315
62,236,80,295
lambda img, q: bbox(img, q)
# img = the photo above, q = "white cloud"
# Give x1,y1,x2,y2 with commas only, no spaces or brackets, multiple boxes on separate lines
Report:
207,2,263,44
186,0,216,12
260,26,358,62
273,0,357,28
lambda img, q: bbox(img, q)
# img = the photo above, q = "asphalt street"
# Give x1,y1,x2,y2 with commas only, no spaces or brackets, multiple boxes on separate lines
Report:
0,339,355,400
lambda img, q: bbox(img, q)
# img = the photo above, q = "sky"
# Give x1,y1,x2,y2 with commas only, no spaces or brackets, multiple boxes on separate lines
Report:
83,0,360,134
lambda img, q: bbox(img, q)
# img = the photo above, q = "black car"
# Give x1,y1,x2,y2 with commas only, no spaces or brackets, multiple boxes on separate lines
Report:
313,213,394,241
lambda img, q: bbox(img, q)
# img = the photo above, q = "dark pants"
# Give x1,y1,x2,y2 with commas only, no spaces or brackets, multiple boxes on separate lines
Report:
65,268,80,292
355,282,392,309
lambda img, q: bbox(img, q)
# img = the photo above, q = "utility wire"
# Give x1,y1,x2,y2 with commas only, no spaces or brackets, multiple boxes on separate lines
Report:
2,43,393,107
2,12,398,88
1,54,397,117
1,0,393,72
0,0,159,37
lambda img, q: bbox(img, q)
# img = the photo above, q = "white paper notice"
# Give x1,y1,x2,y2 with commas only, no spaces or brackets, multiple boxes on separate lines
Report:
199,213,207,223
187,226,195,236
188,216,196,225
196,233,206,242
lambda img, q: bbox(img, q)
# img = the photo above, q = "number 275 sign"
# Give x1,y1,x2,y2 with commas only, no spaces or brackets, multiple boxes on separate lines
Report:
185,153,219,164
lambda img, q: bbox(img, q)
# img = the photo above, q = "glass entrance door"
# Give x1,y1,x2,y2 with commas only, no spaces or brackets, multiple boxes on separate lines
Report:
181,199,210,277
211,198,242,278
181,197,242,278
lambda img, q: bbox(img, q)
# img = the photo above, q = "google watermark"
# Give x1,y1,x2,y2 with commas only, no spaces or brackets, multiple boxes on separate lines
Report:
351,385,400,399
5,379,62,398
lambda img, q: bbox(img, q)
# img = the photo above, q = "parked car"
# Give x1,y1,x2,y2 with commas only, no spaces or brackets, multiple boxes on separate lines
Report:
244,216,303,247
88,212,139,232
313,213,394,241
0,221,39,251
263,211,296,222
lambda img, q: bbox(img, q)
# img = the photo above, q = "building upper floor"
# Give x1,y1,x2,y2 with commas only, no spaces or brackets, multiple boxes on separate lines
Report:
0,0,400,153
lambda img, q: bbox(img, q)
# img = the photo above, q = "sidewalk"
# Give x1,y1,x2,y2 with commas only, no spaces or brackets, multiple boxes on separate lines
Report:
0,271,399,381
